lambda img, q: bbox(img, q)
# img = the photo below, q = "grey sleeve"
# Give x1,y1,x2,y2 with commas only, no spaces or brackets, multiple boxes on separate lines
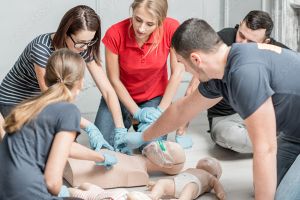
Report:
228,64,274,119
198,80,222,99
56,104,81,135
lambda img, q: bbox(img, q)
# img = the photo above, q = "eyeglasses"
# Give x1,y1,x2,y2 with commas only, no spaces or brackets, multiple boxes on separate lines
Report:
69,34,98,49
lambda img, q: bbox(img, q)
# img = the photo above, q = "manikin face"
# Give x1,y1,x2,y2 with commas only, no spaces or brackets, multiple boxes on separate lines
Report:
132,6,158,43
175,52,210,82
235,21,268,43
66,30,97,53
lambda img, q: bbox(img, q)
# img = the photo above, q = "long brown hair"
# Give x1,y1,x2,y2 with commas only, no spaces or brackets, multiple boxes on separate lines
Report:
52,5,101,65
4,49,86,133
130,0,168,55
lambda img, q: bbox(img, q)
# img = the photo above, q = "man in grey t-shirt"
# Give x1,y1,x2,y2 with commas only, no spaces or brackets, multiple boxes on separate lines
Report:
121,19,300,199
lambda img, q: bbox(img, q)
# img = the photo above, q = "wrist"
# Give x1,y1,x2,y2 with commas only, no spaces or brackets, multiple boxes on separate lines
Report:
157,106,164,113
83,122,93,132
133,108,141,120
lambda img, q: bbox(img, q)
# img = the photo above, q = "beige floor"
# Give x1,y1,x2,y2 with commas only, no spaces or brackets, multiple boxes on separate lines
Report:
77,111,254,200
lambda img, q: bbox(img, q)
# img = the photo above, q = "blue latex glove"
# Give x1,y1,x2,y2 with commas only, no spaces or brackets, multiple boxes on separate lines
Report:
137,122,151,132
133,106,163,123
96,153,118,170
58,185,69,197
175,134,193,149
115,131,145,150
84,123,114,151
118,146,133,155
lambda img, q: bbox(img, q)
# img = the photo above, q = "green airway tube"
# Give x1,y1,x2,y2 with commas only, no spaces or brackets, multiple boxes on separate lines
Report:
158,140,166,152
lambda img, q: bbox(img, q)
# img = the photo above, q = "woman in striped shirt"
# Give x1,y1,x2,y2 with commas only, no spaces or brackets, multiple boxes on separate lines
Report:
0,5,127,150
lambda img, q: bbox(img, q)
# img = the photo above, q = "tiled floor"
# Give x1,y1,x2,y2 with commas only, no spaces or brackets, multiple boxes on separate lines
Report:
78,111,254,199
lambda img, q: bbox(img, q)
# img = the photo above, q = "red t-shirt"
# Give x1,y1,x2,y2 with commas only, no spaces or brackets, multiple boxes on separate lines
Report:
102,17,179,103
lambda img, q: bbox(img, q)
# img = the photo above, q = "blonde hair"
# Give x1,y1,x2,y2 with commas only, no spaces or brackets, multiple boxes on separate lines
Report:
4,49,86,133
130,0,168,55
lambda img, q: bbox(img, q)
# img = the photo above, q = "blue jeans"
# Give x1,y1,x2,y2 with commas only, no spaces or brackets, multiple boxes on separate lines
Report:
275,155,300,199
276,133,300,185
94,96,162,147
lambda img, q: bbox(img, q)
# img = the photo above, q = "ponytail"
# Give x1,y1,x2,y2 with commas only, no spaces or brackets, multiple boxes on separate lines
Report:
4,49,85,133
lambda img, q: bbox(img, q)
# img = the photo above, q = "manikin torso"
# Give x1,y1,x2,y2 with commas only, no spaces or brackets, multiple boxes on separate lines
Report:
64,141,185,188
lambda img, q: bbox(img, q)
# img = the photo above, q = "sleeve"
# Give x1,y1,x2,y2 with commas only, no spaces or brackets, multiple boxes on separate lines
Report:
30,43,52,68
56,104,81,135
228,64,275,119
80,50,94,63
217,28,236,46
165,18,180,48
102,25,120,55
198,80,222,99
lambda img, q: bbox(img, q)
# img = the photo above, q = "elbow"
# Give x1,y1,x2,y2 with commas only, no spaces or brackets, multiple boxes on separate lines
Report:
45,177,62,195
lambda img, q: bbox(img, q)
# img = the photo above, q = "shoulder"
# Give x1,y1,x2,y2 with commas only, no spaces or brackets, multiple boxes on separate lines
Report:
45,102,80,116
31,33,53,53
217,27,236,46
163,17,180,30
269,38,290,49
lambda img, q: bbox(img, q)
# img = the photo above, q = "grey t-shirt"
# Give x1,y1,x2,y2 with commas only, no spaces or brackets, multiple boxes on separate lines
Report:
199,43,300,140
0,102,81,200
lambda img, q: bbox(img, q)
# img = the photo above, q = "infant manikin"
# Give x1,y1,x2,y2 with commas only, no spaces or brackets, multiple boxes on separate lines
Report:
127,157,226,200
64,141,186,189
67,182,128,200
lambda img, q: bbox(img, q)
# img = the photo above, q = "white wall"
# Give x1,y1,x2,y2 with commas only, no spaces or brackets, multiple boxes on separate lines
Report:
0,0,269,118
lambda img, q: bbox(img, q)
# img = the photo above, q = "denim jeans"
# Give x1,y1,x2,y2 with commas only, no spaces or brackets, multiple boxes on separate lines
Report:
276,133,300,186
0,103,15,118
275,154,300,200
94,96,162,147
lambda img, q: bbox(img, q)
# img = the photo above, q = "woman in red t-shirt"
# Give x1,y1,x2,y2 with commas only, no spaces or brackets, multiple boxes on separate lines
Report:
95,0,191,152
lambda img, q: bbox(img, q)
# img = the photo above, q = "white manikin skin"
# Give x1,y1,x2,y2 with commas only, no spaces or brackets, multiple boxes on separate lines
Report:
64,141,186,189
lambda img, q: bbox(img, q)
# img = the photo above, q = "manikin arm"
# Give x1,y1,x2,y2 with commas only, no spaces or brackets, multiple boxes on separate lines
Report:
148,179,175,200
210,177,226,200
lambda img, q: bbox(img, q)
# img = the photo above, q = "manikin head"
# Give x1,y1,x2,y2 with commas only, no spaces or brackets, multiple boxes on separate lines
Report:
236,10,273,44
171,18,225,82
143,141,186,168
143,141,186,175
196,157,222,179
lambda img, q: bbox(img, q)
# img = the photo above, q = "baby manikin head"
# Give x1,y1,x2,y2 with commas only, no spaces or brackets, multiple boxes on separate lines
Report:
196,157,222,179
142,141,185,168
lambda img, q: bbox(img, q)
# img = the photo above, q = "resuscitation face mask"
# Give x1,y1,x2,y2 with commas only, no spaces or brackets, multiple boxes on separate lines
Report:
142,140,175,168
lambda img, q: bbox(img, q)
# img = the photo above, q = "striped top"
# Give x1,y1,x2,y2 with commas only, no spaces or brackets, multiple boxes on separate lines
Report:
0,33,92,105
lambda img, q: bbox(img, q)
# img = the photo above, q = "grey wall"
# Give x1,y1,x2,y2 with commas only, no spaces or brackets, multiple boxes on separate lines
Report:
0,0,271,117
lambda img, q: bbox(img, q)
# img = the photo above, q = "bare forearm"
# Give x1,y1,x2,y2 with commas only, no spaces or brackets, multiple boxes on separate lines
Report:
70,142,104,162
253,151,277,200
112,80,139,115
159,68,184,110
143,91,221,141
103,90,125,128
